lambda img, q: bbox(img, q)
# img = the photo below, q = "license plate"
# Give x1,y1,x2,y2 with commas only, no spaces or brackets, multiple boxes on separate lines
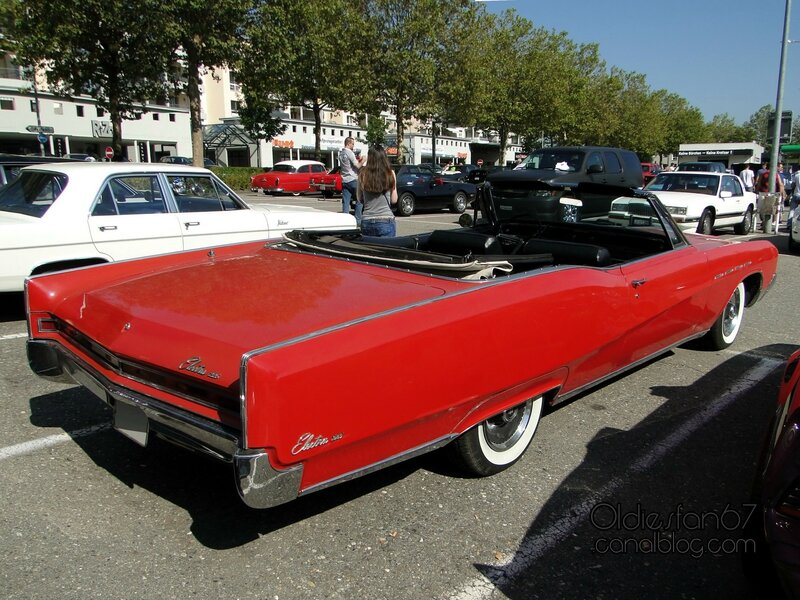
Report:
113,401,149,446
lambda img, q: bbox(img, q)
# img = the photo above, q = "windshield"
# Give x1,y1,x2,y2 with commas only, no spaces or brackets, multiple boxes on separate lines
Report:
0,171,68,217
519,150,585,172
646,173,720,195
487,183,670,233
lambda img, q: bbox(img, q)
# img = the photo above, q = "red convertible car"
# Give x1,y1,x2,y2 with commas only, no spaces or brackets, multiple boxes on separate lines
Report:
25,175,778,509
250,160,328,195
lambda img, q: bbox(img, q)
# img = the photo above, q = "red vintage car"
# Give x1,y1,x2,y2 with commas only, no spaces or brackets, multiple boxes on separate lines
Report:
25,176,778,509
250,160,328,195
309,166,342,197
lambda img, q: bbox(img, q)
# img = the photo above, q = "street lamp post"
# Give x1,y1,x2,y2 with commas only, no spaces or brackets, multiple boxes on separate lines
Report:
768,0,792,196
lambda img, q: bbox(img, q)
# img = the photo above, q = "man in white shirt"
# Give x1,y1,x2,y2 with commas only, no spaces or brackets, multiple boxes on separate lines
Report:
740,163,755,192
339,137,363,224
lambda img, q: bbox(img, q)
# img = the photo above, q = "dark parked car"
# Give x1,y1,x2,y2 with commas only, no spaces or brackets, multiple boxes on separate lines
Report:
442,164,480,182
678,161,727,173
0,153,80,186
159,156,219,168
513,146,643,188
745,348,800,598
393,164,477,216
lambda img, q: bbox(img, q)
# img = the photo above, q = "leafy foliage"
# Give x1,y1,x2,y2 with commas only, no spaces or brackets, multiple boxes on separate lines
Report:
5,0,782,165
8,0,173,159
237,0,364,159
157,0,254,165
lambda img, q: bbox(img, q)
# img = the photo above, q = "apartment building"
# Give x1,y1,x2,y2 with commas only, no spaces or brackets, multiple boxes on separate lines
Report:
200,66,523,169
0,54,191,161
0,54,522,168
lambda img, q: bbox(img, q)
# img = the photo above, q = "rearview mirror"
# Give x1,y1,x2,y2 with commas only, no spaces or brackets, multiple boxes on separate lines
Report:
458,213,474,228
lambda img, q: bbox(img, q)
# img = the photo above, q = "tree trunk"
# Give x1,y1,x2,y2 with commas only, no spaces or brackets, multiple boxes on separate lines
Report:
186,40,204,167
313,100,322,161
110,103,123,162
395,100,406,164
497,123,508,167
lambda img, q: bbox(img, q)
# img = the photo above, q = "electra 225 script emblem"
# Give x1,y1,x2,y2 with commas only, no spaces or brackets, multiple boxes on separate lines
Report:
291,432,344,455
177,357,221,380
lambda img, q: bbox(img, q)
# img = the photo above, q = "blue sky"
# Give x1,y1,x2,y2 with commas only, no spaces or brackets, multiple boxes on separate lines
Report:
479,0,797,124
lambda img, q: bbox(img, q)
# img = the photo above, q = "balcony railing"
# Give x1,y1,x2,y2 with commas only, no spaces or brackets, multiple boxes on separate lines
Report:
0,66,27,81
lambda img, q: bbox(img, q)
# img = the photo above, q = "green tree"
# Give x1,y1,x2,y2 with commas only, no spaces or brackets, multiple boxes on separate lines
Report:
364,114,388,147
451,9,535,165
8,0,173,159
654,91,707,156
706,113,748,143
160,0,253,166
742,104,773,145
239,0,366,161
237,88,286,143
362,0,468,163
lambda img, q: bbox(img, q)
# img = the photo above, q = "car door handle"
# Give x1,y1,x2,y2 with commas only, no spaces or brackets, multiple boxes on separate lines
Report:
98,225,117,231
631,279,647,288
184,221,200,229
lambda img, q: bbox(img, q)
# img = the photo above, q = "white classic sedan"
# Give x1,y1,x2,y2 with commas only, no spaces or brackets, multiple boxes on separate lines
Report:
0,163,356,292
644,171,756,235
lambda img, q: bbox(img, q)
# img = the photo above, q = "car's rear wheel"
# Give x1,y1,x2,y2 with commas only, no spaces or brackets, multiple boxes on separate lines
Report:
451,397,543,476
398,192,415,216
451,191,467,213
697,209,714,234
705,282,746,350
734,207,754,235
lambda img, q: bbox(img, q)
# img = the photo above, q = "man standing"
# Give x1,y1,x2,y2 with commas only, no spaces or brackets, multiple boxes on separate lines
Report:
339,137,363,225
755,165,786,233
740,163,755,192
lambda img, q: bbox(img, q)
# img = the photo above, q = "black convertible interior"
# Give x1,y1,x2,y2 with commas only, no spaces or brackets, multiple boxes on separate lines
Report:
282,182,683,279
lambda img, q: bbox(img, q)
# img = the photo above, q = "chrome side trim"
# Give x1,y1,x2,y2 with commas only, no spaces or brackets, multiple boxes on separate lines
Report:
554,330,708,405
234,450,303,508
299,434,456,497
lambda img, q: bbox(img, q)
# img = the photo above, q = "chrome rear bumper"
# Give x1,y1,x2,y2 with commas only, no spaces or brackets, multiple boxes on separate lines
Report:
26,339,302,508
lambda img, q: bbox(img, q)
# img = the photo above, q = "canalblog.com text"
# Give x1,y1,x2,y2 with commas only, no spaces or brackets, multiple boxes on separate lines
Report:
589,502,757,559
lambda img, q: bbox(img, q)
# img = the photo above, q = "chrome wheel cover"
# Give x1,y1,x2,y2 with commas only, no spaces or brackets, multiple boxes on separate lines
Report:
482,401,533,452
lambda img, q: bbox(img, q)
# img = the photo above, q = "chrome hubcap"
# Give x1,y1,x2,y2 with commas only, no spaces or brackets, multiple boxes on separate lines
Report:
483,401,533,452
722,287,741,337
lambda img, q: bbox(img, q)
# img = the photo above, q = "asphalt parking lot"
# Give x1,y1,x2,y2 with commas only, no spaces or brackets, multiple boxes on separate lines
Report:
1,193,797,599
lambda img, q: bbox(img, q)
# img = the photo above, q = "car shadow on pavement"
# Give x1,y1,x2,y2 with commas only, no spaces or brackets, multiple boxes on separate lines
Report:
0,292,25,323
28,387,426,549
465,344,795,600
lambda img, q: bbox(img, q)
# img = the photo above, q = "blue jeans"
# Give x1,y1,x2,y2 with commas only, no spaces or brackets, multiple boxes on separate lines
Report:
342,180,362,225
361,218,396,237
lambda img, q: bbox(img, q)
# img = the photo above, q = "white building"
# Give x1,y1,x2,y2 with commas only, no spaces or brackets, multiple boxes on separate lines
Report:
0,55,191,161
677,142,765,169
0,55,523,167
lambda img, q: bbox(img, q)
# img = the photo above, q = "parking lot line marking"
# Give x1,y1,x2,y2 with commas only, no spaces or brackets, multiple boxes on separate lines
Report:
447,358,777,600
0,332,27,341
0,423,111,461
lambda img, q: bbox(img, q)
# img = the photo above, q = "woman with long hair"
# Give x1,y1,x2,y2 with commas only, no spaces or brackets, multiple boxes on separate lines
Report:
356,145,397,237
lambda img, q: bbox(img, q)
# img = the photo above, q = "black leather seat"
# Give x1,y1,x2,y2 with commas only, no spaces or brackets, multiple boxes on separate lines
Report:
522,238,611,267
427,230,502,255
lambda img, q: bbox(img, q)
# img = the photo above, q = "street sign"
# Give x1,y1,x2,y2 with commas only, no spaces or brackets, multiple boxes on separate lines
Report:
768,111,793,144
37,133,47,145
104,146,114,160
26,125,55,134
476,158,484,167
